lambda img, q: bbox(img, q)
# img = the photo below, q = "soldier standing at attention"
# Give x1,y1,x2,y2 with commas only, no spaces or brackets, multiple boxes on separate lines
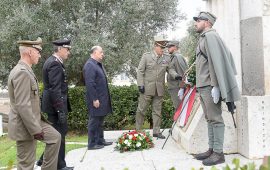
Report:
136,36,170,139
193,12,240,166
8,37,61,170
37,38,73,170
167,41,188,110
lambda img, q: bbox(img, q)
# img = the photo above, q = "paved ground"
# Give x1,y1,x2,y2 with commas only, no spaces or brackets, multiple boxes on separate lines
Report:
0,98,10,114
30,129,263,170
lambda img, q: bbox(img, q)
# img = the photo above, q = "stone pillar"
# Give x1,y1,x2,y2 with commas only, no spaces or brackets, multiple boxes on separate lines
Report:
238,0,270,159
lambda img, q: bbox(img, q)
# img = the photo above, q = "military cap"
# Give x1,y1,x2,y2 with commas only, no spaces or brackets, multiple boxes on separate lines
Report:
193,11,217,25
167,41,179,48
154,35,168,48
17,37,42,51
52,38,71,49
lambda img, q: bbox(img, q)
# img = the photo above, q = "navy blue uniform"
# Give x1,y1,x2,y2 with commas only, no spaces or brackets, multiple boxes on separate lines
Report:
41,55,71,169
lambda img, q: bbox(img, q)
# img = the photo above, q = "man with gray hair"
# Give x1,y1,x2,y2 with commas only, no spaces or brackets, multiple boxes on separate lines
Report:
83,46,113,150
38,38,73,170
193,11,240,166
8,37,61,170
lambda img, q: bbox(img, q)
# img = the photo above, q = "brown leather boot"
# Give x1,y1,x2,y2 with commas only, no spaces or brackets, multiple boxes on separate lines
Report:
194,148,213,160
202,152,225,166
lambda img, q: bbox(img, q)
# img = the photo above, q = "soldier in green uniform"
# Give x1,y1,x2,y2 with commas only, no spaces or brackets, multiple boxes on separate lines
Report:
135,36,170,139
8,38,61,170
193,12,241,166
167,41,188,110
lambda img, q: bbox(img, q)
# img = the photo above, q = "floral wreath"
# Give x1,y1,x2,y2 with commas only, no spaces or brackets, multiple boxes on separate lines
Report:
115,130,154,152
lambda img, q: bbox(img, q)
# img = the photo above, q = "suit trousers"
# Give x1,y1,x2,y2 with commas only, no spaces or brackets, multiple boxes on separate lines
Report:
197,86,225,153
168,88,181,110
88,116,105,147
17,121,61,170
136,93,163,134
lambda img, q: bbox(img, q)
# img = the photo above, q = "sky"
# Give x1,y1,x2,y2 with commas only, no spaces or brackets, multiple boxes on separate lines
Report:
166,0,206,40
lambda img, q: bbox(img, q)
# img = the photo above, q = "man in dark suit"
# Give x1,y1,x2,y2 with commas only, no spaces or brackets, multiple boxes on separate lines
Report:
37,38,73,170
83,45,113,150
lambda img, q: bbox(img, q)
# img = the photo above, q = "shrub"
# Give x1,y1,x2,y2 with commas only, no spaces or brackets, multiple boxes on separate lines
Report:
67,85,174,132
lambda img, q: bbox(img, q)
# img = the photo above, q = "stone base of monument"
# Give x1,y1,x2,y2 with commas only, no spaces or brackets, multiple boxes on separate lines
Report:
171,96,238,155
238,96,270,159
172,95,270,159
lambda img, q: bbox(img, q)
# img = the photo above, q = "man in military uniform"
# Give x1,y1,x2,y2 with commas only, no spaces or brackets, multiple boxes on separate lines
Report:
38,38,73,170
8,38,61,170
193,12,241,166
167,41,188,110
136,36,170,139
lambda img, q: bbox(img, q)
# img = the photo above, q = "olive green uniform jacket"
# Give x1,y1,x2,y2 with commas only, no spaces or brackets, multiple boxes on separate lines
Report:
196,29,240,102
8,60,42,141
137,51,170,96
167,52,188,90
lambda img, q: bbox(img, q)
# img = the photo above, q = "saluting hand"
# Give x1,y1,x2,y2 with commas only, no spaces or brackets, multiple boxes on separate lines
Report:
93,100,100,108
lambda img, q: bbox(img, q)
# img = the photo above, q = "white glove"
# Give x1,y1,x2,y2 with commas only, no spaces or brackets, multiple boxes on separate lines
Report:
184,76,191,85
178,88,185,100
211,86,220,104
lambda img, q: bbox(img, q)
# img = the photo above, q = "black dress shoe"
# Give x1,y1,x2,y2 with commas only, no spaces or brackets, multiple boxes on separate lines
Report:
153,133,165,139
58,166,74,170
102,141,113,146
36,160,42,166
88,144,104,150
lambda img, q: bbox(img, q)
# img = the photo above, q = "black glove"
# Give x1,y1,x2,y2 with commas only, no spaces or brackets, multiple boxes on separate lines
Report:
34,131,44,140
138,86,145,93
57,110,66,124
175,75,182,80
226,102,236,113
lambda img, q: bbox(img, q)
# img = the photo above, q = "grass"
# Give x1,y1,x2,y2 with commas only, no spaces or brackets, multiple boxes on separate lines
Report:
0,134,87,168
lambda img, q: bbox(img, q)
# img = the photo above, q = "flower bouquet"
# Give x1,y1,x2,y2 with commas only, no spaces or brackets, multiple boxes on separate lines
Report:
115,130,154,153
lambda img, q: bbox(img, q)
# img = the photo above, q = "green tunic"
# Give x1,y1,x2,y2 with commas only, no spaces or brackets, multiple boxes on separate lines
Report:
196,29,240,102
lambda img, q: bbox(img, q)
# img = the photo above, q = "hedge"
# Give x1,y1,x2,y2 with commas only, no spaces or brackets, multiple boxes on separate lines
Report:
67,85,174,132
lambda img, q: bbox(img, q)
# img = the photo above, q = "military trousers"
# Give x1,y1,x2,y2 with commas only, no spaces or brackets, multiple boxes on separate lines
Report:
136,93,163,134
197,86,225,153
16,121,61,170
168,88,181,110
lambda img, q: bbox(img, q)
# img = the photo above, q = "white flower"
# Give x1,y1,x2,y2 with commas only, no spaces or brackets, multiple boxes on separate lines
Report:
117,143,121,147
134,134,138,137
136,142,141,147
124,140,129,144
127,142,131,146
129,135,133,140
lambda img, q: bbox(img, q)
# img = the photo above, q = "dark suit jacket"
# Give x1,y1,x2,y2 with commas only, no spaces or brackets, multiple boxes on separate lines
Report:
42,55,71,115
83,58,112,117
